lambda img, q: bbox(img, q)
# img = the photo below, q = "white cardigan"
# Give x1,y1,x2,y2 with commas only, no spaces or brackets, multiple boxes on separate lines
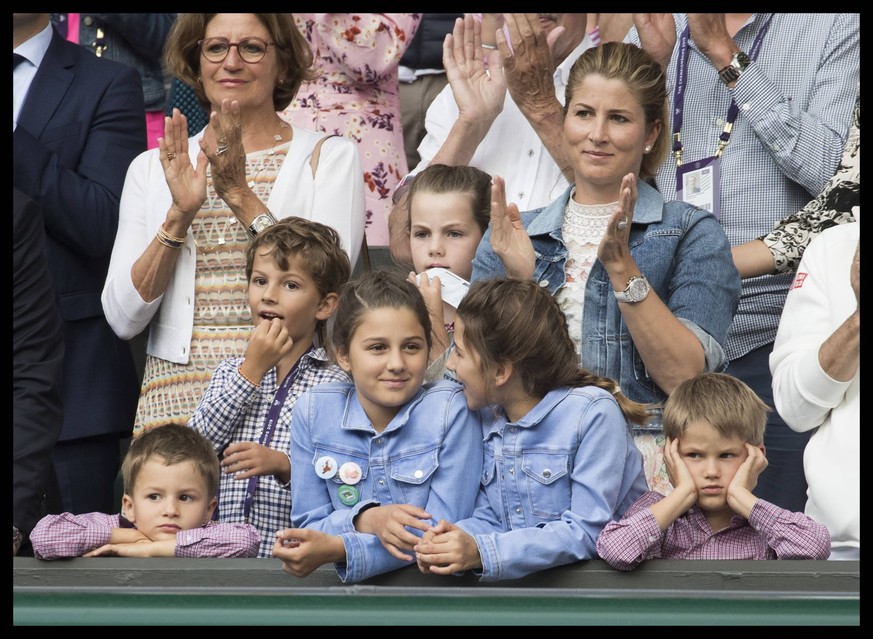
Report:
102,125,365,364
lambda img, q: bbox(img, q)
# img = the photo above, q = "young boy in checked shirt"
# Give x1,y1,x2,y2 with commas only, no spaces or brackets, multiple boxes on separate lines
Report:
188,219,351,557
596,373,830,570
31,424,259,559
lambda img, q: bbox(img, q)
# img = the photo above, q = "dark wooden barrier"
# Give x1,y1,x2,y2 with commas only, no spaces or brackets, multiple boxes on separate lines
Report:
13,557,859,626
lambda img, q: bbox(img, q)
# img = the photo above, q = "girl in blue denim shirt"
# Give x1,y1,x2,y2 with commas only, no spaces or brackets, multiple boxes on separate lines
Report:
273,268,483,583
415,278,649,582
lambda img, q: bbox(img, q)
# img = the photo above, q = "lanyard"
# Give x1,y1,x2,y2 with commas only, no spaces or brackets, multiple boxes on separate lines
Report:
242,346,312,521
671,15,774,174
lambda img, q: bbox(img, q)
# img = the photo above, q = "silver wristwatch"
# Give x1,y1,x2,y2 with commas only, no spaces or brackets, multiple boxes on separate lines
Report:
614,275,651,304
246,212,277,240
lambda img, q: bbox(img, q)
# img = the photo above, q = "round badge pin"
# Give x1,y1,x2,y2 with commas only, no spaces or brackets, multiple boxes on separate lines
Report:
337,484,360,506
338,461,363,485
315,455,338,479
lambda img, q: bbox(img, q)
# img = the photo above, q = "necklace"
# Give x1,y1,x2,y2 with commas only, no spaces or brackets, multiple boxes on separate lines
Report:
194,120,291,253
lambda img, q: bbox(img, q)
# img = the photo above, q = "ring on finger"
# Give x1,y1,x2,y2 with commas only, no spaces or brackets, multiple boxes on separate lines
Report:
166,152,177,161
216,144,229,155
616,217,628,230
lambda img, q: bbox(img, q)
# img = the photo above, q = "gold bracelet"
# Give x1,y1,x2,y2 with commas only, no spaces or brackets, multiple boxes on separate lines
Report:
156,231,182,249
159,224,187,244
238,366,261,387
156,226,185,249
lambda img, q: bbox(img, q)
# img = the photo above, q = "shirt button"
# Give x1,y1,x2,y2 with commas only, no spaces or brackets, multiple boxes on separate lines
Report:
716,117,724,125
83,16,94,26
542,469,551,479
376,438,384,445
508,466,514,474
539,280,549,288
742,102,751,111
413,470,423,479
378,479,385,486
509,427,517,433
517,192,525,200
515,507,522,514
648,535,656,542
527,149,534,157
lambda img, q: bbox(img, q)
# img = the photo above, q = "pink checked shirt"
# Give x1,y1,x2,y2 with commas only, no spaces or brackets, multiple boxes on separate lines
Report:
30,512,259,560
596,491,830,571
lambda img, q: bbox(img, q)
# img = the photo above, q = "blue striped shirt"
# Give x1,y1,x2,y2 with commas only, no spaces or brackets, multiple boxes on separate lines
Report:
628,13,859,358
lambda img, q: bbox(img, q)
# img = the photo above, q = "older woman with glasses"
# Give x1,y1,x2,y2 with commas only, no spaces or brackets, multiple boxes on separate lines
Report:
102,14,366,436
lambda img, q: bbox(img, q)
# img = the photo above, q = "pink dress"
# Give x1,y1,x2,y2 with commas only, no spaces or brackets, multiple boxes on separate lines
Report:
281,13,421,247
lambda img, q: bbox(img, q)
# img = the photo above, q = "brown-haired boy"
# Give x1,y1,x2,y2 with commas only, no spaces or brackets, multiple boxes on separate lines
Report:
188,218,351,557
596,373,830,569
31,424,259,558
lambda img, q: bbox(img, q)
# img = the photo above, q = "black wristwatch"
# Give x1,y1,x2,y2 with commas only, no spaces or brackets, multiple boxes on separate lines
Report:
718,51,751,85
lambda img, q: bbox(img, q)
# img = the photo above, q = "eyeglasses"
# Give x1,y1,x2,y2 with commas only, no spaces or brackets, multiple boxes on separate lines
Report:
198,37,275,63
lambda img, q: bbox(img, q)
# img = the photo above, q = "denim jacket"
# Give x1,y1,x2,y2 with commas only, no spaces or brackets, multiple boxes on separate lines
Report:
457,386,648,581
290,380,483,583
472,181,740,426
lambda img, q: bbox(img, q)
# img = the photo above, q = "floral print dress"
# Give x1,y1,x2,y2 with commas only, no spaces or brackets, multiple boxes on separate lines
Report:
281,13,421,247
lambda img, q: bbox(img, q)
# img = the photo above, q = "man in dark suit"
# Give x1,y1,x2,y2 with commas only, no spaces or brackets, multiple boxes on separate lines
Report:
13,189,65,556
13,13,145,515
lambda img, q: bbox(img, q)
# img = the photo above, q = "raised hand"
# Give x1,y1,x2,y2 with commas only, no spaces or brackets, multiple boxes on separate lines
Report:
489,175,535,280
597,173,638,269
159,108,208,229
200,99,248,207
501,14,562,114
443,15,506,127
631,13,677,69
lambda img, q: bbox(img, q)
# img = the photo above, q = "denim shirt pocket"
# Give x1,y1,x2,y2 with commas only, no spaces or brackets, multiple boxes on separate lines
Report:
389,446,439,505
521,452,569,519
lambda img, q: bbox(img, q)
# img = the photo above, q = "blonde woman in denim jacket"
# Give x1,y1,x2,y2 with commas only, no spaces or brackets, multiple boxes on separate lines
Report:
471,42,740,494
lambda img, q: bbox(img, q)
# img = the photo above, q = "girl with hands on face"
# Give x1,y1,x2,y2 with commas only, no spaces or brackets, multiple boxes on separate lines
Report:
595,373,831,571
404,164,492,381
189,219,352,558
471,42,740,495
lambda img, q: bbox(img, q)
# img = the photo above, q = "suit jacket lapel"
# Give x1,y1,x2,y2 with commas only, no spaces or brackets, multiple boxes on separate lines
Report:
19,30,75,139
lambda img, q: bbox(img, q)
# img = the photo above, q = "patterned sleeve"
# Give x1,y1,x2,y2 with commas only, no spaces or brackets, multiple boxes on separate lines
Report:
595,491,667,571
174,522,260,558
747,500,831,560
30,512,121,560
761,91,860,274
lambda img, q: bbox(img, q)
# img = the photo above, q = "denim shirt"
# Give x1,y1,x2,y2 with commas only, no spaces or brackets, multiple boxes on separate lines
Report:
456,386,648,582
290,380,483,583
472,181,740,426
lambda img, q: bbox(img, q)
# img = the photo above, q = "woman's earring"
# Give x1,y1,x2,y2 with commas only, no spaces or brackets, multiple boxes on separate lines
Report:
644,145,652,153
